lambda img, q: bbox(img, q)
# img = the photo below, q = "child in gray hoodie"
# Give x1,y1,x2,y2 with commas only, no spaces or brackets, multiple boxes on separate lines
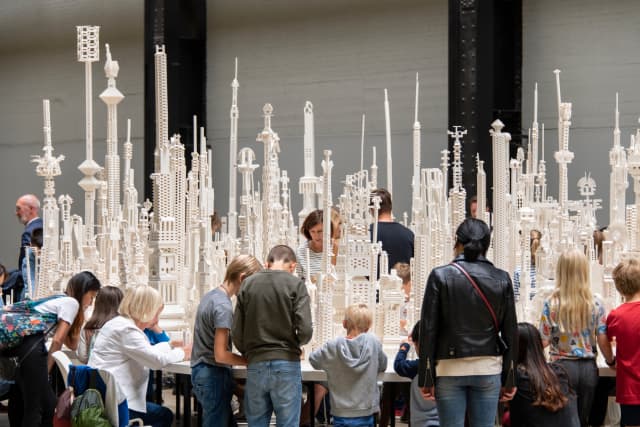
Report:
309,303,387,427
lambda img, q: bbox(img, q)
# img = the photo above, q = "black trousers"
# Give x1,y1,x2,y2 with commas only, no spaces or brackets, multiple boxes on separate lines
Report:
6,334,55,427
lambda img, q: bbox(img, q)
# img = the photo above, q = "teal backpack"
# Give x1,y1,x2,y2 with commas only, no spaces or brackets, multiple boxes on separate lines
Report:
0,295,62,350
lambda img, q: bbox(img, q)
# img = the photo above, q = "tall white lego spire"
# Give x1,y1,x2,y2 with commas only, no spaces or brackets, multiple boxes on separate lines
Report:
553,69,574,213
384,89,393,196
228,58,239,239
299,101,319,225
608,93,628,249
32,100,64,296
491,119,512,271
76,25,101,254
411,73,422,227
448,126,467,233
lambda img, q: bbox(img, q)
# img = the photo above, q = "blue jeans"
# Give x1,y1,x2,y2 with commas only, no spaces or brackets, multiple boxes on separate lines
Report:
192,362,237,427
333,415,375,426
245,360,302,427
435,374,501,427
129,402,174,427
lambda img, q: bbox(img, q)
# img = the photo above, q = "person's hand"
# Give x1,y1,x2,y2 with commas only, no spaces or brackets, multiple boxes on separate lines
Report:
500,386,517,402
181,344,192,361
420,386,435,401
400,319,408,331
149,322,163,334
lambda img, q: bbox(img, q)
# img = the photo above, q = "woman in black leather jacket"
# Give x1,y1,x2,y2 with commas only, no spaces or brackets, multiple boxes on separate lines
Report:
418,218,518,427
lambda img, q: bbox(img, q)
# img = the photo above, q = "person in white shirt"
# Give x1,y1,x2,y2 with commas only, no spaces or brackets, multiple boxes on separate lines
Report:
89,285,190,427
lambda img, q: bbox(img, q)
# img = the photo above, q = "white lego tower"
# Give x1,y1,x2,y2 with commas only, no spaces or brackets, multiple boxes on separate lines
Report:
447,126,467,234
76,26,101,269
608,93,628,251
32,100,64,297
553,69,575,215
227,58,239,240
100,44,125,286
298,101,320,226
491,119,512,271
384,89,393,197
411,74,422,228
256,104,284,261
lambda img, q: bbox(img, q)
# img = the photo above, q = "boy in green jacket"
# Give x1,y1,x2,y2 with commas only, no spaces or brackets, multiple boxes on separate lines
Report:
232,245,313,427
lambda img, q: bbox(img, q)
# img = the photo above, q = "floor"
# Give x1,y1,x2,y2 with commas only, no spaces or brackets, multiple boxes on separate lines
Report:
0,389,410,426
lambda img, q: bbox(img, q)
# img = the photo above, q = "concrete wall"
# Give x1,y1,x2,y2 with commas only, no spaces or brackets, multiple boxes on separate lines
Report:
522,0,640,227
206,0,449,224
0,2,144,268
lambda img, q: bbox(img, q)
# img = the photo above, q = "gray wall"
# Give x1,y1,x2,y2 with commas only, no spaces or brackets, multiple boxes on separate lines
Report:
0,1,144,268
206,0,449,223
522,0,640,227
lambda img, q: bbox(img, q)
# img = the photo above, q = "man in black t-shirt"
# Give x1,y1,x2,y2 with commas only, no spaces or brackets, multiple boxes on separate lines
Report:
370,188,415,273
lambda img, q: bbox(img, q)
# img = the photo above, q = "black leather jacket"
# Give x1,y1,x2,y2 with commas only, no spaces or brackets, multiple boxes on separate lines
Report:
418,254,518,387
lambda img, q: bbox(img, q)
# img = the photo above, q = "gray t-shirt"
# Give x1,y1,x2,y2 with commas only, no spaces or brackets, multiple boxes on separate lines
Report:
191,287,233,368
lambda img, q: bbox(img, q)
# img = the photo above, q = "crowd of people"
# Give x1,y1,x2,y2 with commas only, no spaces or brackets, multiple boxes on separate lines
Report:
0,190,639,427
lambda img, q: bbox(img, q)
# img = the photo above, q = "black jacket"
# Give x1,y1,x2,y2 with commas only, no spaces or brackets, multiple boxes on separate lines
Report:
418,254,517,387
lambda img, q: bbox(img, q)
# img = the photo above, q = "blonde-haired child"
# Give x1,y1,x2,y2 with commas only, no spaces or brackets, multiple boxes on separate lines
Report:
538,248,613,426
309,304,387,427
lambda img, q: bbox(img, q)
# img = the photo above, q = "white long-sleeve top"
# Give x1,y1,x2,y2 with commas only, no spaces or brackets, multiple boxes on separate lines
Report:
88,316,185,412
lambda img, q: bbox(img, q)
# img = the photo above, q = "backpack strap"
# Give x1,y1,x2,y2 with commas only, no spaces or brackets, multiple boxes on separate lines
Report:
88,369,98,390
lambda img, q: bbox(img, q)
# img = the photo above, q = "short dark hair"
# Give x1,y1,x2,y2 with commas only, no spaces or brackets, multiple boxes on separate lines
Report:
267,245,297,264
371,188,392,214
455,218,491,261
300,210,323,240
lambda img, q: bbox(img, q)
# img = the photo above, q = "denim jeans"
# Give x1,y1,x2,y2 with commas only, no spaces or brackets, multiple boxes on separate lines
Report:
129,402,174,427
245,360,302,427
555,358,599,427
333,415,375,426
192,362,237,427
435,374,501,427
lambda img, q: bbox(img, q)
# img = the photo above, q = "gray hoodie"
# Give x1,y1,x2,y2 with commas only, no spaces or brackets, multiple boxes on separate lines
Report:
309,333,387,418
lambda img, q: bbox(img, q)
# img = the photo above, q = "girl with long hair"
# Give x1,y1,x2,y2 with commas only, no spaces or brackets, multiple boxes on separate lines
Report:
539,248,614,427
510,322,579,426
77,285,124,363
5,270,101,426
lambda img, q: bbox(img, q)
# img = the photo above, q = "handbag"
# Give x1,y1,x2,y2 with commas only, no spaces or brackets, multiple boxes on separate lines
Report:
53,385,74,427
450,262,508,354
0,321,57,381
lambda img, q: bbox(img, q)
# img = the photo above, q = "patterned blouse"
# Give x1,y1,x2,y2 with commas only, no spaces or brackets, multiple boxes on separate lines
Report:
539,296,607,359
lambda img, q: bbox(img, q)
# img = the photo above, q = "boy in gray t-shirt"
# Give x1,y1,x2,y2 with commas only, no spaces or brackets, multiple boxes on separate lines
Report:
191,254,261,427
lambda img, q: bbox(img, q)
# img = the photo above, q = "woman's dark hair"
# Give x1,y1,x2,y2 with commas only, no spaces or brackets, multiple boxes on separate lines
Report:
517,322,568,412
65,271,102,338
410,320,421,348
455,218,491,261
300,209,324,240
84,286,124,331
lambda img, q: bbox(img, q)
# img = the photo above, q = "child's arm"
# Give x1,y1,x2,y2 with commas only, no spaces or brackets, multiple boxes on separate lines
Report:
394,343,418,379
377,340,388,373
231,293,245,354
308,341,332,371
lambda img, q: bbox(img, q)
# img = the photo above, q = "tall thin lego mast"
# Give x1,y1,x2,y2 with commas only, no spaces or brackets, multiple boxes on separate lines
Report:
608,93,628,249
228,58,239,239
32,100,64,297
384,89,393,196
553,69,574,214
531,83,539,176
411,73,422,227
299,101,318,225
76,26,101,258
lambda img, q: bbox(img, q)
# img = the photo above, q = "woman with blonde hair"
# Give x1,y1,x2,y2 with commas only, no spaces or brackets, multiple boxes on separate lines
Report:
89,286,190,427
191,255,262,426
539,248,614,427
